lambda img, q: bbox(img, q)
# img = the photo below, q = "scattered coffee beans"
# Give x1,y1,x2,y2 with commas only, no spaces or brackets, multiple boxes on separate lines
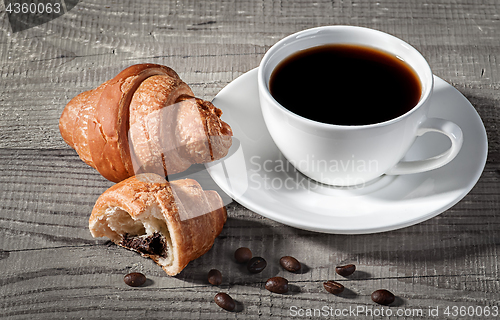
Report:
234,247,252,264
123,272,146,287
247,256,267,273
323,280,344,295
371,289,395,305
208,269,222,285
335,264,356,277
265,277,289,294
280,256,301,273
214,292,235,311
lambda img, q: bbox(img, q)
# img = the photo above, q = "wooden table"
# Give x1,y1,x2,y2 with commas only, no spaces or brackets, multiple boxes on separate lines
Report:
0,0,499,319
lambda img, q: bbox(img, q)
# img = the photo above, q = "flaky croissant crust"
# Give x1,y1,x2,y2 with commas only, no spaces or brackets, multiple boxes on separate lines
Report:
89,173,227,276
59,64,232,182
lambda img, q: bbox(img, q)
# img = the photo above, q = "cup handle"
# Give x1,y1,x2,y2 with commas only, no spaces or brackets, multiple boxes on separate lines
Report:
385,118,463,175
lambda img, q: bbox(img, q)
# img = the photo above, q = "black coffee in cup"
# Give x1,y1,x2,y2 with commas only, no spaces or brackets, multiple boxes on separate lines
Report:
269,44,422,126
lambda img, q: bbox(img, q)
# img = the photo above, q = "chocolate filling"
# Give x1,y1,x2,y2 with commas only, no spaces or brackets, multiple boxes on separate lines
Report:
121,232,168,258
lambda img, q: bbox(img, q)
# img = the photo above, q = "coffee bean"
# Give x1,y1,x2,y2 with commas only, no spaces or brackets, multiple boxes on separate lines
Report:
247,256,267,273
123,272,146,287
234,247,252,264
371,289,395,305
208,269,222,285
335,264,356,277
265,277,289,294
214,292,235,311
280,256,301,273
323,280,344,295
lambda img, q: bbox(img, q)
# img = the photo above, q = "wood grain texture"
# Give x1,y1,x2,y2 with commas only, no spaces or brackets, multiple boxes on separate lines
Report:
0,0,499,319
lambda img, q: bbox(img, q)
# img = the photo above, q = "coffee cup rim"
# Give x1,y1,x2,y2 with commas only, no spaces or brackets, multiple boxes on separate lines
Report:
258,25,434,129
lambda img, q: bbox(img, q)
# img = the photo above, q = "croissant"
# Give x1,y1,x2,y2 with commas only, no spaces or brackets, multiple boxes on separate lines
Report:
59,64,233,182
89,173,227,276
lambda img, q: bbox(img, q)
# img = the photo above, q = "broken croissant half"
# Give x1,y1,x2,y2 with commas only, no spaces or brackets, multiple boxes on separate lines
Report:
89,173,227,276
59,64,233,183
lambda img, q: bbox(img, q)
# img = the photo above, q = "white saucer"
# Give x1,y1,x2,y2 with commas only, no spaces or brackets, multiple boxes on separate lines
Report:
206,68,488,234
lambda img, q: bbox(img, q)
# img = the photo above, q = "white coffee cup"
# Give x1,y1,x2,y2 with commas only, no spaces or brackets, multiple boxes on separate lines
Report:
258,26,463,187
